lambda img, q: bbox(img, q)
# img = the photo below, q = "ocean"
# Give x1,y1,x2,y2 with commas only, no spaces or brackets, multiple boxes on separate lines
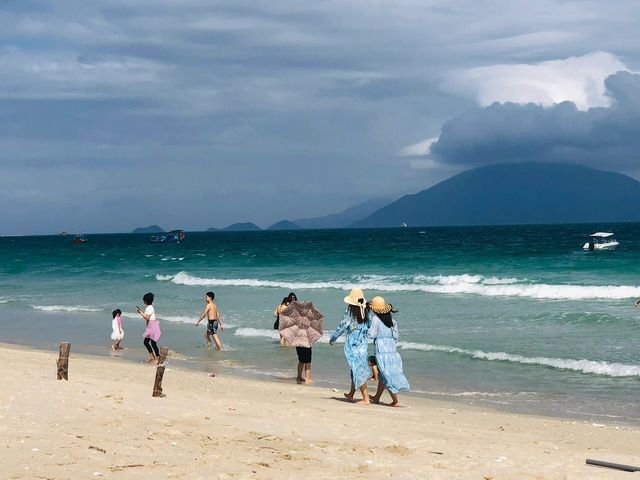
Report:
1,224,639,423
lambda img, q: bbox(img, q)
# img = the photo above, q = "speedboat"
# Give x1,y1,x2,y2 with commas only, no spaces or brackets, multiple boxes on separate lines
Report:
149,234,167,244
72,234,87,244
583,232,619,251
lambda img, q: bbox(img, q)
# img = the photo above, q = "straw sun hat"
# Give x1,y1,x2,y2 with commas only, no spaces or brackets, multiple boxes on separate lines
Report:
369,296,393,315
344,288,365,306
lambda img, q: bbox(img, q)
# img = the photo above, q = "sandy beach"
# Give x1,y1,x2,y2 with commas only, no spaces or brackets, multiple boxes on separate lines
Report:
0,344,637,479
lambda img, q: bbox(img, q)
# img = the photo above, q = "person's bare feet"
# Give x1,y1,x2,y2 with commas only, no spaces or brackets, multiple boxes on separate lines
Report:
296,377,304,383
147,357,156,363
305,379,312,385
343,392,354,401
355,399,370,405
369,395,380,404
389,401,401,407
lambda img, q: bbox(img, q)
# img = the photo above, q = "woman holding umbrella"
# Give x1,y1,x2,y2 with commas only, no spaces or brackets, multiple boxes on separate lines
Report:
277,294,323,385
367,296,410,406
329,288,371,405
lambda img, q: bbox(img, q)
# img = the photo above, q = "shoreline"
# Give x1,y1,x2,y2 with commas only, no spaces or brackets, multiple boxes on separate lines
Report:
2,335,639,429
1,343,639,479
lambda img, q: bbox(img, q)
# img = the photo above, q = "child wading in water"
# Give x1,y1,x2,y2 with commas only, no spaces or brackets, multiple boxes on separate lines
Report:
110,309,124,350
195,291,224,350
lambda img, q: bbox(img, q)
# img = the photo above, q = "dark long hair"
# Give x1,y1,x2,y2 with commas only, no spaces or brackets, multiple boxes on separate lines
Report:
370,303,397,329
377,312,394,329
347,304,366,324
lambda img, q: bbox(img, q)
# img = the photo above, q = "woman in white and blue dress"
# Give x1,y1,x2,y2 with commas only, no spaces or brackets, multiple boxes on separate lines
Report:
329,288,371,405
367,296,410,407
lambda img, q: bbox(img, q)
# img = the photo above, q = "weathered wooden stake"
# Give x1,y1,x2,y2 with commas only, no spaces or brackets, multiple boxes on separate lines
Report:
157,346,169,365
152,365,166,397
586,459,640,472
57,342,71,380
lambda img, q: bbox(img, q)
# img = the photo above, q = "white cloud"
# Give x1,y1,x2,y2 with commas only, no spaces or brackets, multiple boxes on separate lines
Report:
445,51,630,110
399,137,438,157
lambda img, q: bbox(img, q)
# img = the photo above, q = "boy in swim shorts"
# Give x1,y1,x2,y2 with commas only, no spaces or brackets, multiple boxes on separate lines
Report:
195,291,224,350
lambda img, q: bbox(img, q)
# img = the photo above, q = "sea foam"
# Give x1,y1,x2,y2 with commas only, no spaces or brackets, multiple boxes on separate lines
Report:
157,271,640,300
31,305,102,312
234,328,344,344
396,341,640,377
233,327,638,377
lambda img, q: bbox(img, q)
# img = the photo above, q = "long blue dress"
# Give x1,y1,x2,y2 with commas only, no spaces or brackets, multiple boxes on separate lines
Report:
368,313,410,394
330,310,370,389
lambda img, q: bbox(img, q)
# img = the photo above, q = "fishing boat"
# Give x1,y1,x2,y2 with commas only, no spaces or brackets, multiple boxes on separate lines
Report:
583,232,619,251
72,234,88,244
148,230,186,244
166,230,186,243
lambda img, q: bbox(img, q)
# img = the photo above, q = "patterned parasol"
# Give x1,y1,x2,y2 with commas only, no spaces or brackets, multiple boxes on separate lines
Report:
278,301,324,348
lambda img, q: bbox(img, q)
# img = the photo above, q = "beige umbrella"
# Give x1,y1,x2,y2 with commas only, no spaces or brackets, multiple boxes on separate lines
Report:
278,301,324,348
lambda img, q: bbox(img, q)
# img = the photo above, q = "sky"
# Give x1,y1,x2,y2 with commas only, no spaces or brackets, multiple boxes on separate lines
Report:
1,0,640,234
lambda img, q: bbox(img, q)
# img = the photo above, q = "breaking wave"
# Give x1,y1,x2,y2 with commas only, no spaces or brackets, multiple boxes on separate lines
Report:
397,342,640,377
234,328,343,344
31,305,103,312
233,328,638,377
156,271,640,300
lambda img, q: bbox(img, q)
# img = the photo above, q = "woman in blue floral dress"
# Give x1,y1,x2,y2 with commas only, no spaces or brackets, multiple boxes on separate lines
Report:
367,296,410,407
329,288,371,404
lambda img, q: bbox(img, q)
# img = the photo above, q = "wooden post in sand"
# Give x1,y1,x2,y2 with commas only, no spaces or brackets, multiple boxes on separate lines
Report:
152,365,166,397
57,342,71,380
586,459,640,472
157,346,169,365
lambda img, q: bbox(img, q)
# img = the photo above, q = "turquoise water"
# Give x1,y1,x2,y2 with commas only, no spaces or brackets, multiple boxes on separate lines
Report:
1,225,639,422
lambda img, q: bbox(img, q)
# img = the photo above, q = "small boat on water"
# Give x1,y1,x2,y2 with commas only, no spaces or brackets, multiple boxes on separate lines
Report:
583,232,618,251
148,230,186,244
149,234,167,244
72,234,88,244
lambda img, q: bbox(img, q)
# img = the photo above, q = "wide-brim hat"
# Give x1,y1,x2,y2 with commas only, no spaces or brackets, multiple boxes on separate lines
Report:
344,288,366,306
369,296,392,315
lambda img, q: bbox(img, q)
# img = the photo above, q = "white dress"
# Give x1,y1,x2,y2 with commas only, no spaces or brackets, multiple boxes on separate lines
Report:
111,317,124,340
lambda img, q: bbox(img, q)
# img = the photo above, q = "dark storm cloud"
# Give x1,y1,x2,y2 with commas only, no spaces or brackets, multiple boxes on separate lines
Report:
430,71,640,172
2,0,640,234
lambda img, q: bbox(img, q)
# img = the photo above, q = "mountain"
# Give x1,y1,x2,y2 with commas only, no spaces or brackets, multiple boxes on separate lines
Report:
353,163,640,228
206,227,220,232
223,222,262,231
295,198,391,229
132,225,164,234
267,220,301,230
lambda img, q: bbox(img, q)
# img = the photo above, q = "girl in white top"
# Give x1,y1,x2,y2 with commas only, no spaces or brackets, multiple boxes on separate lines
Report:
110,308,124,350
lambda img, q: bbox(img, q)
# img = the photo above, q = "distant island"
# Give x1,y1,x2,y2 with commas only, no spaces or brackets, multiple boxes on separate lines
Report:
132,225,164,234
353,162,640,228
223,222,262,232
267,220,300,230
151,163,640,233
